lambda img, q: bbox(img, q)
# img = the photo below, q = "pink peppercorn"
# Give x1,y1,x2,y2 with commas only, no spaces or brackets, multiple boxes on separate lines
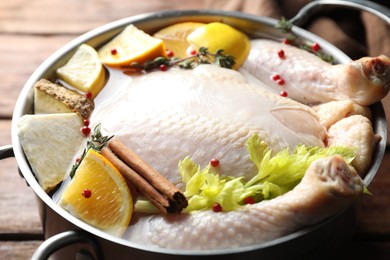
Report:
212,203,222,212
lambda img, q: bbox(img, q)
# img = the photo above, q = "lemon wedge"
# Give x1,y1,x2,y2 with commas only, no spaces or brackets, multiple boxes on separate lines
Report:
186,22,250,69
98,24,166,68
56,44,105,99
153,22,205,58
59,149,133,237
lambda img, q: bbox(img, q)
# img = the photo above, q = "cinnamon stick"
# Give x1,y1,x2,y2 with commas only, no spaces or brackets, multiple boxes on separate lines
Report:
108,139,188,210
101,147,170,214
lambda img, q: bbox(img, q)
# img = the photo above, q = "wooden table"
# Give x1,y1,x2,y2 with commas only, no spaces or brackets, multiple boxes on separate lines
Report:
1,1,390,259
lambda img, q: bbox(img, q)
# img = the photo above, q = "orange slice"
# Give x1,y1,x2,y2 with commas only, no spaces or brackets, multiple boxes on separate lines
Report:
153,22,205,58
59,149,133,236
98,24,166,68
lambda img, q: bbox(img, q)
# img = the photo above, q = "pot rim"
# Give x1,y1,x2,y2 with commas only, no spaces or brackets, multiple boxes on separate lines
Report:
10,9,387,256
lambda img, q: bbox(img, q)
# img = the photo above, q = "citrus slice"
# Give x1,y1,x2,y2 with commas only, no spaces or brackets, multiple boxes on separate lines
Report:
59,149,133,237
98,24,166,68
186,22,251,69
56,44,105,99
153,22,205,58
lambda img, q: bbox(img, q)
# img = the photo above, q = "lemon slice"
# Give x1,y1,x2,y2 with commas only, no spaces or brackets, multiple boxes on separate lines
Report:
186,22,250,69
56,44,105,99
17,113,85,192
98,24,166,68
153,22,205,58
59,149,133,237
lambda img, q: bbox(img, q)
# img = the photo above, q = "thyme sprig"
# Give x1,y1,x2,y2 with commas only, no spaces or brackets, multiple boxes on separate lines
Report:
276,17,294,34
69,123,114,178
125,47,236,72
276,17,335,64
88,124,114,151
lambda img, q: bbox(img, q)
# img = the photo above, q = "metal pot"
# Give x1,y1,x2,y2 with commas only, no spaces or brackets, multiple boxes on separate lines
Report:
1,0,389,259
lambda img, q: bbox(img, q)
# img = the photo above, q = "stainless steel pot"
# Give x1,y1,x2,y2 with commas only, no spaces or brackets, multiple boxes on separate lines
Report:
1,0,389,259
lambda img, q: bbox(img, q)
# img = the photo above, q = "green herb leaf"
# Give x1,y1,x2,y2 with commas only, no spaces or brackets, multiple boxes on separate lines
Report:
276,17,293,33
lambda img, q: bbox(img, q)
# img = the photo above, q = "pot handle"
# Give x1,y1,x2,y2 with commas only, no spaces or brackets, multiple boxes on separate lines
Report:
290,0,390,26
31,230,102,260
0,145,14,159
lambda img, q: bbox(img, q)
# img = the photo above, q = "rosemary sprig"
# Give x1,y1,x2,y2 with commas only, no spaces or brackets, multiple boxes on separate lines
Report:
125,47,236,71
276,17,335,64
69,123,114,178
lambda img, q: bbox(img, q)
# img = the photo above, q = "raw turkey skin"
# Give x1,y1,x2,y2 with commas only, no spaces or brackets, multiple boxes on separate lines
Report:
242,39,390,105
91,65,325,185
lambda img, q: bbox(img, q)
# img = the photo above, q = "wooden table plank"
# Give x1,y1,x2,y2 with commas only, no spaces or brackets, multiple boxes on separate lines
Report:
0,241,43,260
356,154,390,234
0,158,42,235
0,34,75,118
0,0,207,34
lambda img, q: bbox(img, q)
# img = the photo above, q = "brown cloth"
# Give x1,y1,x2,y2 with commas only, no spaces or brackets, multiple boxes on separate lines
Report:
203,0,390,60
